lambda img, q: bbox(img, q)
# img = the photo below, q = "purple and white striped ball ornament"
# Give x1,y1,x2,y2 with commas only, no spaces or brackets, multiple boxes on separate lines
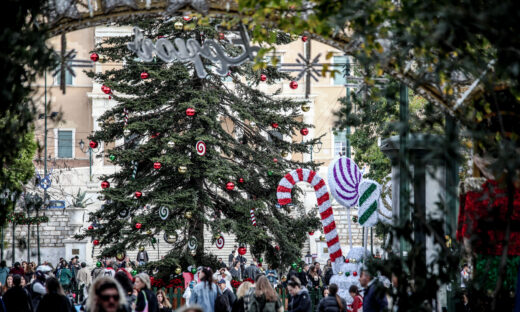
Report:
327,157,362,208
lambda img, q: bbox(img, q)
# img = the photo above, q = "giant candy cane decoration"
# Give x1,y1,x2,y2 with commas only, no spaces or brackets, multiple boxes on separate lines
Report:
277,168,343,262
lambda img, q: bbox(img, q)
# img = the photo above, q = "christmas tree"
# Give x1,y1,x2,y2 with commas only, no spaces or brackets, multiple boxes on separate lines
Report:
78,18,322,273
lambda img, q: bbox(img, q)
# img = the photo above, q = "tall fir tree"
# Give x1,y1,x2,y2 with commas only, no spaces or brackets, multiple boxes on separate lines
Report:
78,18,322,273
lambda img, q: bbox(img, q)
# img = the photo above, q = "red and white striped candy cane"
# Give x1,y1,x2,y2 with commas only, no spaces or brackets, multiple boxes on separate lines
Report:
277,168,343,262
124,108,128,127
250,209,257,226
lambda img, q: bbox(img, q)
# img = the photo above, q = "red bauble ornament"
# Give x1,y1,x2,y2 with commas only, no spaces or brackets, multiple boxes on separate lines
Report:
353,271,357,277
302,35,308,42
153,162,162,170
101,85,111,94
275,245,280,251
271,122,278,128
345,258,350,263
260,74,267,81
135,191,142,198
101,181,110,189
89,140,98,148
289,81,298,89
186,107,196,116
309,231,314,235
88,225,94,230
300,128,309,136
90,53,99,62
140,72,149,79
135,223,142,229
93,240,100,246
183,15,192,21
238,178,245,183
219,32,225,40
226,182,235,191
238,247,247,255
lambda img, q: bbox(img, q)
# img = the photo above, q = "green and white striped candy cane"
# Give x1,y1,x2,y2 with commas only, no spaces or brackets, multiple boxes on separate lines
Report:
357,180,381,227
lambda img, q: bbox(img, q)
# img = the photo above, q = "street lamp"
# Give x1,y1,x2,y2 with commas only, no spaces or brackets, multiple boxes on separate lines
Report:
309,138,323,162
305,252,313,265
78,139,99,181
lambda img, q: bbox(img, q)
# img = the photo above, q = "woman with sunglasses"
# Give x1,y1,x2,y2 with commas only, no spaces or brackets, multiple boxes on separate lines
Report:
36,276,74,312
86,276,130,312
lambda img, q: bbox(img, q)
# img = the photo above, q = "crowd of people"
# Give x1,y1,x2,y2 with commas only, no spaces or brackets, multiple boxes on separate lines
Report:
0,247,390,312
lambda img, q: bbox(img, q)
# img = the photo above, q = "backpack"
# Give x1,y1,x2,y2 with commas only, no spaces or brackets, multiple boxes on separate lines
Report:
215,292,231,312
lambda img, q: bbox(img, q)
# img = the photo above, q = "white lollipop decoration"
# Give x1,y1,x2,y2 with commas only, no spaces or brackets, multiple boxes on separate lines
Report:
328,157,362,249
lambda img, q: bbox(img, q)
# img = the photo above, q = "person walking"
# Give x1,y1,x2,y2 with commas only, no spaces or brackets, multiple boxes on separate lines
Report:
228,250,236,268
58,263,73,293
297,264,309,288
2,275,13,295
307,265,321,290
244,261,259,281
230,261,241,281
232,281,253,312
287,277,311,312
36,277,73,312
348,285,363,312
265,265,278,287
92,262,105,281
219,279,236,306
248,276,282,312
114,271,135,308
0,261,9,286
29,271,47,311
156,289,172,312
134,273,159,312
215,280,231,312
85,276,130,312
191,267,218,312
3,274,33,312
316,284,346,312
9,262,24,276
77,262,92,301
24,263,35,285
359,270,387,312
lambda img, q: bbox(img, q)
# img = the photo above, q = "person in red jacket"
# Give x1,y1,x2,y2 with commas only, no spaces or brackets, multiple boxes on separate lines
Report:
9,262,24,276
348,285,363,312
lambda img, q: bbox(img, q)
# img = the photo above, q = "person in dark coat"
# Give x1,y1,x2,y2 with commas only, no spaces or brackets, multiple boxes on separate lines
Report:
3,274,33,312
218,279,236,308
297,264,309,288
36,277,73,312
244,261,259,281
317,284,346,312
360,270,387,312
134,273,159,312
287,277,311,312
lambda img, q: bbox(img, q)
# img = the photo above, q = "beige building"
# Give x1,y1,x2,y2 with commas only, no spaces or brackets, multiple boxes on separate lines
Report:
5,25,381,266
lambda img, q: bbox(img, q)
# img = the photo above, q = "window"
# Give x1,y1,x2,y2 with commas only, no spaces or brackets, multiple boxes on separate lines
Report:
57,130,73,158
333,130,347,157
54,66,73,86
332,56,349,86
265,55,282,69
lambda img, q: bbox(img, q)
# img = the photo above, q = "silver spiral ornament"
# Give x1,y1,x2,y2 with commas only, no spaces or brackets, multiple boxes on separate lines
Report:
195,140,206,156
159,206,169,220
188,236,198,250
118,208,130,218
